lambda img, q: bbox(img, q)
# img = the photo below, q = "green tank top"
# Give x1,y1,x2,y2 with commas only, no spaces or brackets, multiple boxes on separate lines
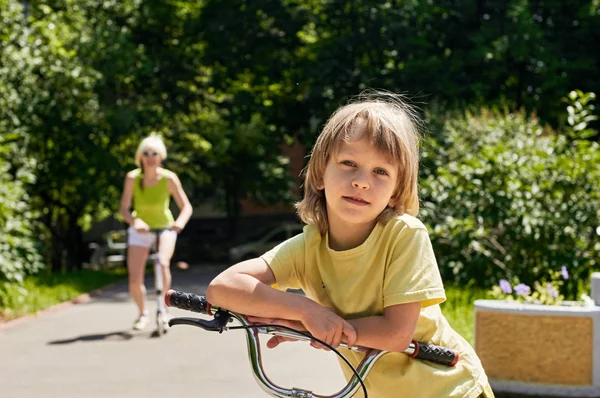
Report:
132,169,175,228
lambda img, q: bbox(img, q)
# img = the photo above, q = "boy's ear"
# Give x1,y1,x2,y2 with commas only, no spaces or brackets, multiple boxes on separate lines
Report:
316,178,325,190
388,197,396,208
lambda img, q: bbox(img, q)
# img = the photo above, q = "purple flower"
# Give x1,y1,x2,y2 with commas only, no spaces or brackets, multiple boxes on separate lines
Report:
561,266,569,280
514,283,531,296
546,283,558,298
499,279,512,294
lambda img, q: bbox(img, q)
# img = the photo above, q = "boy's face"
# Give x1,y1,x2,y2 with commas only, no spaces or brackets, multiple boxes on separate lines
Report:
318,135,398,231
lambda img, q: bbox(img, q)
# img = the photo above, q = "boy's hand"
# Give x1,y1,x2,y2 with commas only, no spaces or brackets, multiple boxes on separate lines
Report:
247,310,357,351
247,316,306,348
301,305,357,351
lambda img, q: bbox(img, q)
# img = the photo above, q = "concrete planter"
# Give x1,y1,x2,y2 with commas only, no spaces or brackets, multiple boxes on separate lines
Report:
474,273,600,397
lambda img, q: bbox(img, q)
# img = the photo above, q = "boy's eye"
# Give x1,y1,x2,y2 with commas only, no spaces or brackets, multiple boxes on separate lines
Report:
340,160,355,167
374,168,389,176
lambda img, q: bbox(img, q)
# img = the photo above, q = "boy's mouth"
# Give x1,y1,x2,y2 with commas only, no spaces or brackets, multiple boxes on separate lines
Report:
343,196,370,205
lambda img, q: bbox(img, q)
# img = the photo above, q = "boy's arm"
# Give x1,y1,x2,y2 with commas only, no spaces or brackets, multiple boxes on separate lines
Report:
255,302,421,352
206,257,357,348
346,302,421,353
206,257,313,321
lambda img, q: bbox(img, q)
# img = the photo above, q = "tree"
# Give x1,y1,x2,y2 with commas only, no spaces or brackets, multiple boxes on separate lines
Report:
2,0,126,270
0,1,44,300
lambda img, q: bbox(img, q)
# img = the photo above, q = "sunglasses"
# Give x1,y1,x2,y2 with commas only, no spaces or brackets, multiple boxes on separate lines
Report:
142,151,158,157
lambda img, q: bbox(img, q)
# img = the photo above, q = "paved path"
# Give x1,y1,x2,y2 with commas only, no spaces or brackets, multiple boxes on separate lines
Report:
0,265,345,398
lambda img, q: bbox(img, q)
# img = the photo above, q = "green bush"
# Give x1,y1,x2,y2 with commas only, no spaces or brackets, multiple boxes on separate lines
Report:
0,2,45,306
0,133,44,306
420,95,599,298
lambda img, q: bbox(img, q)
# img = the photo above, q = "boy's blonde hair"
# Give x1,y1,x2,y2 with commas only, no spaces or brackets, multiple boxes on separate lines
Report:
295,92,422,235
135,133,168,167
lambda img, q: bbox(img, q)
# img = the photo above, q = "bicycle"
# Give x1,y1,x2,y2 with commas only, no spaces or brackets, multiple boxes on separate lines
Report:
146,228,170,337
164,289,459,398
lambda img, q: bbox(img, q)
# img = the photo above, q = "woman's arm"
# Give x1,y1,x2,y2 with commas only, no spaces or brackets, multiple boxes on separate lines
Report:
119,173,136,226
207,257,357,348
166,172,193,232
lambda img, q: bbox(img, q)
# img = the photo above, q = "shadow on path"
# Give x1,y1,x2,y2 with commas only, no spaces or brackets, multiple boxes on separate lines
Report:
46,329,164,344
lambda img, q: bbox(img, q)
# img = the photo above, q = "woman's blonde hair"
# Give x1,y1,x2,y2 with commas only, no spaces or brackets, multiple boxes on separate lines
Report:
295,91,422,235
134,133,168,167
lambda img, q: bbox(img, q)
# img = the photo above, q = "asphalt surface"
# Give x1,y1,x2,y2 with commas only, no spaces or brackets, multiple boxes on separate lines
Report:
0,264,345,398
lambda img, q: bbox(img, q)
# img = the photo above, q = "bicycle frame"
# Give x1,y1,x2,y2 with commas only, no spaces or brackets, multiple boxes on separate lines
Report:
165,289,459,398
149,229,168,336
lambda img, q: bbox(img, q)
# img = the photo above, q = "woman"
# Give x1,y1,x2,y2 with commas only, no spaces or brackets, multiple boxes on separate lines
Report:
119,133,193,330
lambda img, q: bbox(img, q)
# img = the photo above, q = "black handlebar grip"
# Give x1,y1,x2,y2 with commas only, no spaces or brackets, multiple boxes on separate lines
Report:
409,341,459,367
164,290,210,314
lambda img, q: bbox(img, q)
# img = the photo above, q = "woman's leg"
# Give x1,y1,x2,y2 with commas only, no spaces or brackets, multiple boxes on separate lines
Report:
157,230,178,293
127,244,150,316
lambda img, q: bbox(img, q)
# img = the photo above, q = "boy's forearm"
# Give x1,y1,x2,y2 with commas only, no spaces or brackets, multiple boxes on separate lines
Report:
206,273,316,322
347,316,414,353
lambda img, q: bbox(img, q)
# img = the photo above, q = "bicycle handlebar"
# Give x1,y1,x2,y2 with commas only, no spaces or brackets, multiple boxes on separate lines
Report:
165,289,459,398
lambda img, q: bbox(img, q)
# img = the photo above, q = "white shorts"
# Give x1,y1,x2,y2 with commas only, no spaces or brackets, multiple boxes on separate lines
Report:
127,226,177,249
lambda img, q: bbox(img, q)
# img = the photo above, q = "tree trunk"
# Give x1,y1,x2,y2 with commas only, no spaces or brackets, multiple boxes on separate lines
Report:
49,217,66,272
50,233,64,272
65,218,85,271
225,172,241,241
47,212,85,272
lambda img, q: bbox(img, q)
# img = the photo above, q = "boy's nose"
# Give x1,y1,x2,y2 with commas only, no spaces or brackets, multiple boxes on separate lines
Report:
352,178,369,190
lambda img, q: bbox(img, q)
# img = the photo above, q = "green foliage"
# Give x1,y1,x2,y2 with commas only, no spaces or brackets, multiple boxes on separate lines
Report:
289,0,600,136
0,133,44,287
563,90,598,140
420,95,600,297
0,133,44,307
0,2,44,299
7,0,130,271
192,0,308,212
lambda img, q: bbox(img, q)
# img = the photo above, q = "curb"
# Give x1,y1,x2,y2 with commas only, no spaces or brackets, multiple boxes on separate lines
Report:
0,279,126,333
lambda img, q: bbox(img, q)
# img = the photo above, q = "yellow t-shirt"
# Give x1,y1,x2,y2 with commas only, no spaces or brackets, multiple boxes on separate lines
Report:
261,214,490,398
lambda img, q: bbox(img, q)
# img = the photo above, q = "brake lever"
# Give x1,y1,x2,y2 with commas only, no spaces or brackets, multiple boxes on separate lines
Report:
169,309,232,333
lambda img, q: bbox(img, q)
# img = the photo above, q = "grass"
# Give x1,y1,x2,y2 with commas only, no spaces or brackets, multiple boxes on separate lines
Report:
441,283,490,346
0,267,128,322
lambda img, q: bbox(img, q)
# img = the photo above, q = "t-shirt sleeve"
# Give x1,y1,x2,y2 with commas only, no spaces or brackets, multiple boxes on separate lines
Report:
382,227,446,309
260,233,305,291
